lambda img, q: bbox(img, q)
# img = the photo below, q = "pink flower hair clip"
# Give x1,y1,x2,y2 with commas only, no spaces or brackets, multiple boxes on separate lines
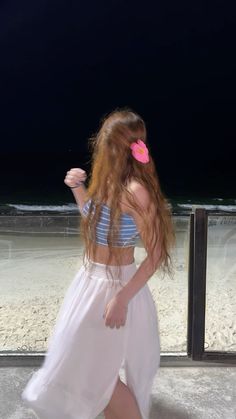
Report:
130,139,150,163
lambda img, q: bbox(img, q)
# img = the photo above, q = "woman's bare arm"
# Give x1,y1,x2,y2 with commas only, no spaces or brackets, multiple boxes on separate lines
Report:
64,168,88,213
71,183,88,213
116,183,162,304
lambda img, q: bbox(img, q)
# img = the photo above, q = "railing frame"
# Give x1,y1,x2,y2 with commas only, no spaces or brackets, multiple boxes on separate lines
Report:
0,209,236,367
188,207,236,364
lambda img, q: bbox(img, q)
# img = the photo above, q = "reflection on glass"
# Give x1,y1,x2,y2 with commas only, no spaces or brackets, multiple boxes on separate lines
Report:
0,215,190,354
205,215,236,352
146,216,190,353
0,216,82,352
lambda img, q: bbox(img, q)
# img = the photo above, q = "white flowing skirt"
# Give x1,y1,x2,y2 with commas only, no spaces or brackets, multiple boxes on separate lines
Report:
21,258,160,419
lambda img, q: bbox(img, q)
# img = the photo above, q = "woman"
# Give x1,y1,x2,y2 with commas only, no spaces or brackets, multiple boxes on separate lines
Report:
21,108,176,419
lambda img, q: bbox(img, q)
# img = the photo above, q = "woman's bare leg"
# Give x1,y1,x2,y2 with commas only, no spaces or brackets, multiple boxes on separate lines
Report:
104,405,119,419
104,377,142,419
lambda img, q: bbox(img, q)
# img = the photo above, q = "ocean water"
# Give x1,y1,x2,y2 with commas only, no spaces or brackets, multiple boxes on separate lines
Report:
0,190,236,216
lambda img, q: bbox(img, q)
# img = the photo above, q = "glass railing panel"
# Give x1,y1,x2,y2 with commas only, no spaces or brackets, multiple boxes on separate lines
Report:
0,215,82,352
205,214,236,352
0,214,190,354
135,215,190,353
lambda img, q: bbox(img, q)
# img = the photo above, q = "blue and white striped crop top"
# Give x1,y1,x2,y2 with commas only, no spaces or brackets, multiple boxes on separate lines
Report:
80,198,140,247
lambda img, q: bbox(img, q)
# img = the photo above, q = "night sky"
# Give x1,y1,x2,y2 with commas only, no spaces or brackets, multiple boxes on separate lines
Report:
0,1,235,202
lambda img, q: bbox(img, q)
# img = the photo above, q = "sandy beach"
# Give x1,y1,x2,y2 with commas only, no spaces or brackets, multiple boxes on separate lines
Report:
0,215,235,353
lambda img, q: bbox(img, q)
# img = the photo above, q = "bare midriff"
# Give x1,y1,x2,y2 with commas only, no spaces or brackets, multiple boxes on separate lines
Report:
87,183,137,266
89,242,135,266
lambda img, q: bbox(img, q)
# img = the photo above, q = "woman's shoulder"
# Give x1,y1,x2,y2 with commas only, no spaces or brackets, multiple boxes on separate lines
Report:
122,179,151,215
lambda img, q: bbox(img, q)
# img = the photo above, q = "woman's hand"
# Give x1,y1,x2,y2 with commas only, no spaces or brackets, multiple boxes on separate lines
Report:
103,295,129,329
64,168,87,188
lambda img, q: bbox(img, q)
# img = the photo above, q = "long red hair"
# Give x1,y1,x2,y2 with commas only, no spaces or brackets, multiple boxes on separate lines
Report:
80,107,176,284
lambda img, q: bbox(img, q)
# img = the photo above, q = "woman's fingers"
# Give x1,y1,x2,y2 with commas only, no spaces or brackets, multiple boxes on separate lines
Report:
67,168,87,176
104,314,125,328
103,297,127,328
64,168,87,187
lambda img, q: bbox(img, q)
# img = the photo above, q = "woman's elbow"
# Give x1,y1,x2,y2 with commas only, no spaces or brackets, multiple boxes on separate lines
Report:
146,248,162,274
